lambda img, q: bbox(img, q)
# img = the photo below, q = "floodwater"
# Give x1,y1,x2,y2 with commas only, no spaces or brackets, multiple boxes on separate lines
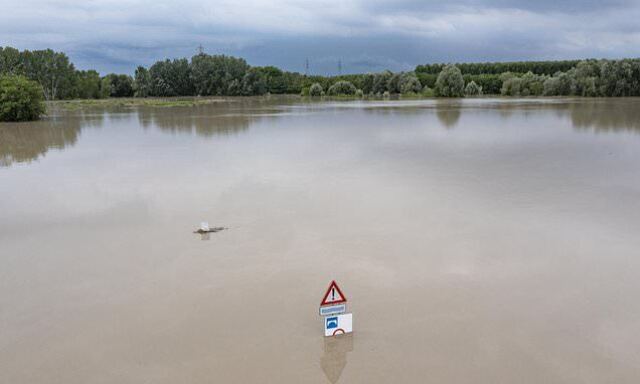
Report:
1,97,640,383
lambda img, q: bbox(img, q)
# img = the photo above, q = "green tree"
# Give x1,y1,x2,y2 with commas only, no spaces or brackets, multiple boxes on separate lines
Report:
104,74,133,97
501,77,522,96
99,77,112,98
543,71,576,96
259,66,287,94
361,74,374,94
149,58,193,96
75,70,102,99
225,79,240,95
190,53,249,96
133,66,151,97
519,71,546,96
416,60,580,76
21,49,76,100
241,67,268,95
462,74,501,94
465,81,482,96
327,81,357,95
372,71,392,94
435,64,465,97
421,86,435,97
309,83,323,96
0,46,24,75
0,75,46,121
574,60,600,96
387,72,403,94
502,72,547,96
599,60,635,97
397,72,422,94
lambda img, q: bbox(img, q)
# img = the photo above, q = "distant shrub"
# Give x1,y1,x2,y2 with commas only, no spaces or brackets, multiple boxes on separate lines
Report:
400,73,422,94
372,71,392,94
463,74,502,94
355,89,364,98
421,86,435,97
386,72,422,94
383,91,390,98
227,79,242,95
501,77,522,96
103,74,134,97
435,64,465,97
578,76,598,97
520,72,546,96
99,77,112,98
0,75,46,121
416,73,438,89
327,81,357,96
464,81,482,96
501,72,548,96
543,72,576,96
309,83,324,96
499,72,517,82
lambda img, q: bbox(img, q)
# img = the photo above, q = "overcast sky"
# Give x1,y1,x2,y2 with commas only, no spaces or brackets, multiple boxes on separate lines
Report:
1,0,639,75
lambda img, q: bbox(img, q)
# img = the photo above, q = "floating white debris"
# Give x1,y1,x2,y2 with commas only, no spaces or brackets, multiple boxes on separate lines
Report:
194,222,227,234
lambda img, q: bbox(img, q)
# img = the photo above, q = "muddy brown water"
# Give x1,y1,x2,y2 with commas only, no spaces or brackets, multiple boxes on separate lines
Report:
1,97,640,383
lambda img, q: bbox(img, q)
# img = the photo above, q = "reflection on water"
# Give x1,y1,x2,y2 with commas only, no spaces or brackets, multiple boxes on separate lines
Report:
0,121,79,167
0,112,103,167
136,99,288,137
569,99,640,133
2,98,639,168
137,106,252,137
320,334,354,384
435,100,462,128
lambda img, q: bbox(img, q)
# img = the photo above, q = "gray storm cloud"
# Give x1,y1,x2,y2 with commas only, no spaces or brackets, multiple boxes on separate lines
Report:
1,0,639,74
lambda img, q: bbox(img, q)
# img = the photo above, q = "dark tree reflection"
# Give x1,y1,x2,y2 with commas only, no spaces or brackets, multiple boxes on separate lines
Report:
0,112,103,167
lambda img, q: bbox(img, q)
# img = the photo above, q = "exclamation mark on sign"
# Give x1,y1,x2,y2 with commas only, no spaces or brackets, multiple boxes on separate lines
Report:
332,288,335,301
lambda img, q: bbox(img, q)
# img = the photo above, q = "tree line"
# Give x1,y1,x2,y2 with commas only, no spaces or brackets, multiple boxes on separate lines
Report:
416,59,640,97
2,45,640,103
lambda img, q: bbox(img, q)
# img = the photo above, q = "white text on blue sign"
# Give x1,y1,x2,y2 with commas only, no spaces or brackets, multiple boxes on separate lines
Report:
319,304,346,316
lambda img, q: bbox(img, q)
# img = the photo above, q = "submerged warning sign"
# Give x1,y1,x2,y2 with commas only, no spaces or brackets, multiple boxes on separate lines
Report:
320,280,352,337
319,303,346,316
324,313,353,337
320,280,347,306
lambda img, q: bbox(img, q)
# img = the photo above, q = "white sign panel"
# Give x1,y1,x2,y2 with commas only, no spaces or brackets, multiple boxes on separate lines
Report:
324,313,353,337
319,304,346,316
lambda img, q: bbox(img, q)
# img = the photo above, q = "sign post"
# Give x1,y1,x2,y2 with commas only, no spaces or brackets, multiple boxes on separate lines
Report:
319,280,352,337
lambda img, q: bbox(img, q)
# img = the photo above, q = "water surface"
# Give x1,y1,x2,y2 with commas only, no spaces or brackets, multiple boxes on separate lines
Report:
1,97,640,383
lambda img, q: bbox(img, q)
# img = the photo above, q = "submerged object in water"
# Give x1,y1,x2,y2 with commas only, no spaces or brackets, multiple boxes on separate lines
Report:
194,221,226,233
194,227,226,234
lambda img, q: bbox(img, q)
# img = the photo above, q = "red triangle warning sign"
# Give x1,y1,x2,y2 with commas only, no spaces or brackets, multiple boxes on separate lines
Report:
320,280,347,306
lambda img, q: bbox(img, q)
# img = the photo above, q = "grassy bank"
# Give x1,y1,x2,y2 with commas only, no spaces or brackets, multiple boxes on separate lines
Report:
50,97,232,110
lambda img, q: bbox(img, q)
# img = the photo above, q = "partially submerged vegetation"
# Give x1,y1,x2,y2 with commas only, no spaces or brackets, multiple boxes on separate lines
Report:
52,97,228,110
0,75,45,122
2,44,640,120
